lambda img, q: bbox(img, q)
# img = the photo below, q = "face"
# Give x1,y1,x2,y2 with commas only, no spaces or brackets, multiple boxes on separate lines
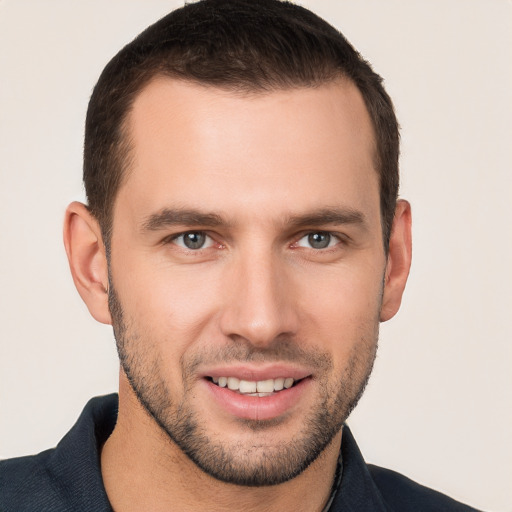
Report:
108,78,387,486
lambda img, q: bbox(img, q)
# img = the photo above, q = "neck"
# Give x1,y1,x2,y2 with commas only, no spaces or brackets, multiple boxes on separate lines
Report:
101,379,342,512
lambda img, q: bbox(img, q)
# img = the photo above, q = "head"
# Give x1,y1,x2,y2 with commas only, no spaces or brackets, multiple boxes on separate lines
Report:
65,0,411,488
83,0,399,253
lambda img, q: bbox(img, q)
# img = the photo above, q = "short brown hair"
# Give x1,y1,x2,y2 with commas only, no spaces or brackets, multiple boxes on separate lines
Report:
84,0,399,250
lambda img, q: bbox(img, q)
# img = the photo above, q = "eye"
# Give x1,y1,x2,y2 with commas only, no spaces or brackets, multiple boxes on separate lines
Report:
296,232,339,249
172,231,214,250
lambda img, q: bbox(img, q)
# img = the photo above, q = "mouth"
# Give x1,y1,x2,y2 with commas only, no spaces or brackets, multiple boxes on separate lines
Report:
202,366,313,421
207,376,301,397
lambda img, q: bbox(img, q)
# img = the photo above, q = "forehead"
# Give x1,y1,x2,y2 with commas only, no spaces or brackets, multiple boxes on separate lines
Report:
117,77,379,227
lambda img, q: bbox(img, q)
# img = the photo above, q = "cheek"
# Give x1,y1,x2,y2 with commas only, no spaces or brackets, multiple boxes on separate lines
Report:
115,259,224,344
295,264,383,350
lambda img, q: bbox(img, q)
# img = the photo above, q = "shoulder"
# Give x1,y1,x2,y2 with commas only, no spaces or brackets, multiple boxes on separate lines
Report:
368,464,482,512
0,449,63,511
0,394,117,512
331,426,483,512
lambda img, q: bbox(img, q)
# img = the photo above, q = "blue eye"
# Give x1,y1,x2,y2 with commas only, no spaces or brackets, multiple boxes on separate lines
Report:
296,232,338,249
173,232,213,250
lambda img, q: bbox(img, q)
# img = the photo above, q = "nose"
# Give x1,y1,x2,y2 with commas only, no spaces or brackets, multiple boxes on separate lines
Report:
219,249,299,347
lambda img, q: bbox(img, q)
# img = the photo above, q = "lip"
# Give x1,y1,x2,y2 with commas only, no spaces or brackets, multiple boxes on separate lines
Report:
201,364,311,382
201,367,312,422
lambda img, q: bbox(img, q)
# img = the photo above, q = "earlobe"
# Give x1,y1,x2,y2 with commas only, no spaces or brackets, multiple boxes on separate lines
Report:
380,199,412,322
63,201,112,325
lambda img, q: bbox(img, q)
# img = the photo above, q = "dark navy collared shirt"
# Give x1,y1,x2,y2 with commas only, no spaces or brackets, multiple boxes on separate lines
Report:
0,394,481,511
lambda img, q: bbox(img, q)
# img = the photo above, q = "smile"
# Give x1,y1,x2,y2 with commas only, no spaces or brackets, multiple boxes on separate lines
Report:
203,366,312,420
210,376,297,396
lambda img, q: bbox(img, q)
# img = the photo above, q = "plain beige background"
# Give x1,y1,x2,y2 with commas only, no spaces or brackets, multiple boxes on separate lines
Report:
0,1,511,511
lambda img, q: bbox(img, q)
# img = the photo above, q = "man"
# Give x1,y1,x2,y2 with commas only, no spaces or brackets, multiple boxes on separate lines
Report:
0,1,481,510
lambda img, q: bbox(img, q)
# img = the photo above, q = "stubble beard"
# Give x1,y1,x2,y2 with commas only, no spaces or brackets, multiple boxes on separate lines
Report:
108,283,379,487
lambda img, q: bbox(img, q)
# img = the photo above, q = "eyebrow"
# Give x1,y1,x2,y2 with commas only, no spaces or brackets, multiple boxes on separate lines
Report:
140,206,366,233
285,207,366,229
141,208,228,232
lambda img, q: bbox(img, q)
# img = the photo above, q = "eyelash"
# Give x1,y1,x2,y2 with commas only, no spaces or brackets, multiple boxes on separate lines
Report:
167,231,217,251
293,231,342,250
164,230,344,252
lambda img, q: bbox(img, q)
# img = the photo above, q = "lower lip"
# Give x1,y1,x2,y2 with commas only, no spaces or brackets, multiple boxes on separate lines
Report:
204,378,310,421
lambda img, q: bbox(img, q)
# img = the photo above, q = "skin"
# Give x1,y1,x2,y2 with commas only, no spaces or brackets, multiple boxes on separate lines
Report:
64,78,412,512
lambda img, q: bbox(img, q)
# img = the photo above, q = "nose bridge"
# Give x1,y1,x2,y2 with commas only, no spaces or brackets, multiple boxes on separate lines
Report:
220,243,297,346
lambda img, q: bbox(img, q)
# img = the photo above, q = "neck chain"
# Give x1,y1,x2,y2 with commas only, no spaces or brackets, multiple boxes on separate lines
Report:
321,450,343,512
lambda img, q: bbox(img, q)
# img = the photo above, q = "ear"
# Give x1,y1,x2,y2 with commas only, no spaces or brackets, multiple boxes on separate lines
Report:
63,201,112,325
380,199,412,322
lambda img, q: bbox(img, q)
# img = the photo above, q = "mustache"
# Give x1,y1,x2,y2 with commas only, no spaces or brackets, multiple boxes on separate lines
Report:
182,336,333,374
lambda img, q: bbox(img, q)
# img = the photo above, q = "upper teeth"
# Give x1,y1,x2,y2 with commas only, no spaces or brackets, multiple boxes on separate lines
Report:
212,376,295,394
